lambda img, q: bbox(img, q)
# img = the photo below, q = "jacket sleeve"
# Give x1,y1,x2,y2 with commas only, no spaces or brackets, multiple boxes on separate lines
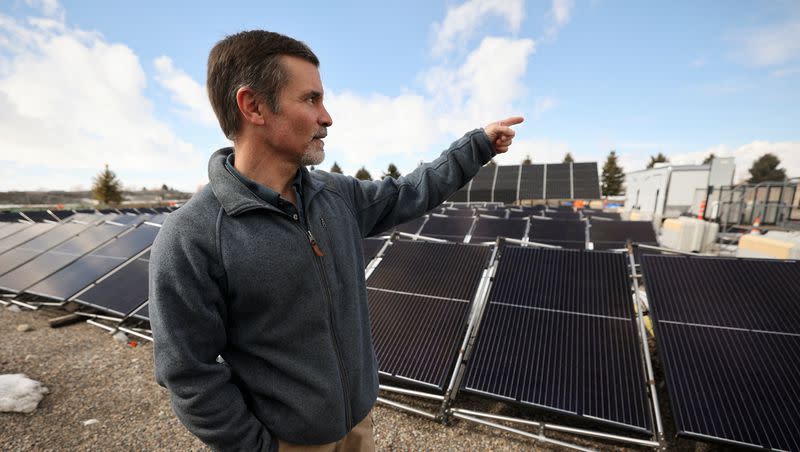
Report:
148,214,275,452
343,128,495,237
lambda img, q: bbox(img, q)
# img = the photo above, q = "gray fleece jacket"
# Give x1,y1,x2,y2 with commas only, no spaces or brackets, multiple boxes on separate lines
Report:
149,129,494,451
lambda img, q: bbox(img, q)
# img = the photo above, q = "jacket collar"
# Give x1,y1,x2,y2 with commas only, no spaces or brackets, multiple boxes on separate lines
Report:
208,147,326,217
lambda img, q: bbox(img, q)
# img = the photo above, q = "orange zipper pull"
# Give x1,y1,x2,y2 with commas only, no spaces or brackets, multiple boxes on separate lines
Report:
307,230,324,257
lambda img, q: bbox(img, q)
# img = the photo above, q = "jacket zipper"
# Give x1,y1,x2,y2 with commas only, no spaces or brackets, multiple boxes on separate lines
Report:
292,218,352,431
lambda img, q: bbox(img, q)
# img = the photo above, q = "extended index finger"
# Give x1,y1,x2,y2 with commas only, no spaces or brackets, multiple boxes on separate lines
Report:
498,116,524,127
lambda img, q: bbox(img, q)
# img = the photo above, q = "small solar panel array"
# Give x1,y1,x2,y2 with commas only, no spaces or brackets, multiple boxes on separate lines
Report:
450,161,601,203
0,212,165,327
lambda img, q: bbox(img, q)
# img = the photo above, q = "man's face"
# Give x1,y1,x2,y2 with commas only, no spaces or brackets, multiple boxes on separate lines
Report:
261,56,332,167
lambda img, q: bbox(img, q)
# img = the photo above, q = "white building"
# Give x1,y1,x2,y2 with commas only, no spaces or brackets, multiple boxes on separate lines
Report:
624,158,735,221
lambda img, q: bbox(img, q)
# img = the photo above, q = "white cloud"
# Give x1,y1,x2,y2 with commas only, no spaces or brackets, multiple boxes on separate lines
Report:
544,0,575,39
735,20,800,66
551,0,575,27
154,56,217,126
491,138,574,166
771,66,800,77
0,12,203,191
24,0,65,22
533,96,558,118
431,0,524,57
324,35,535,178
669,141,800,182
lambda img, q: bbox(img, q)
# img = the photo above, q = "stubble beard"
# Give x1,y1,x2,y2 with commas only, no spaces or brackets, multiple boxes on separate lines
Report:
300,142,325,166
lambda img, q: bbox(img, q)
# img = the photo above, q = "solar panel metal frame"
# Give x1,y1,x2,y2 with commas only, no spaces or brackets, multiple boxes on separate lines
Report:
459,246,655,436
367,240,494,392
642,254,800,450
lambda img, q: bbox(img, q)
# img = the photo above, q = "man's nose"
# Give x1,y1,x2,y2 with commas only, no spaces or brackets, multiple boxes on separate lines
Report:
319,104,333,127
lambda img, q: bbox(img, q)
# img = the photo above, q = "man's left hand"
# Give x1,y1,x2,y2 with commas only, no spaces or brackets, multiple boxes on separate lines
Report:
484,116,524,154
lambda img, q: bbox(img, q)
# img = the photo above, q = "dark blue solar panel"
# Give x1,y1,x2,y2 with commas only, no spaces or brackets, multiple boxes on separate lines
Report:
643,255,800,450
418,215,474,242
463,247,651,434
75,252,150,316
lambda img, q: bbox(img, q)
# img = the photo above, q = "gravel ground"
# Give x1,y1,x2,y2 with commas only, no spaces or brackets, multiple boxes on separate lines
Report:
1,305,732,451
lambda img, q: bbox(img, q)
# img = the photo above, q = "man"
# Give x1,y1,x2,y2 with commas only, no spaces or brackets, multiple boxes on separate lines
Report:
149,30,522,451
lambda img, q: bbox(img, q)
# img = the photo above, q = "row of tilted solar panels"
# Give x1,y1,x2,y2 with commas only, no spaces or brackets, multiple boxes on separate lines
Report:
381,208,657,251
0,206,176,224
364,238,799,451
0,213,164,321
448,162,602,203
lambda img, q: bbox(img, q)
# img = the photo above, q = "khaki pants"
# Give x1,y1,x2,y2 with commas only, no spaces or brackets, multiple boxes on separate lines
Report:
277,411,375,452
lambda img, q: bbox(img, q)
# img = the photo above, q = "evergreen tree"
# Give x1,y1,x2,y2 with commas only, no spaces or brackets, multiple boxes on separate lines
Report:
522,155,532,165
563,153,574,164
646,152,669,168
383,163,401,179
355,167,373,181
330,162,343,174
91,164,123,206
748,153,786,183
601,150,625,196
702,153,715,165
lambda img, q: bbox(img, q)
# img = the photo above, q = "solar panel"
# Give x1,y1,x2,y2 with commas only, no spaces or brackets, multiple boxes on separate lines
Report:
642,255,800,450
0,222,32,241
545,163,571,199
494,165,520,203
21,211,56,222
469,165,496,202
0,212,24,222
393,216,426,235
0,223,88,275
0,223,126,293
50,210,76,220
519,165,544,200
572,162,601,199
462,247,652,434
544,210,581,221
75,252,151,317
590,221,657,250
447,187,469,202
529,219,586,250
417,215,475,242
441,208,475,217
362,238,385,265
469,217,527,243
367,241,492,391
25,225,160,301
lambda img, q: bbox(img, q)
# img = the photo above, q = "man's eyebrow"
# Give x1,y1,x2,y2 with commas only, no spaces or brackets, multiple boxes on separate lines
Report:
305,90,323,100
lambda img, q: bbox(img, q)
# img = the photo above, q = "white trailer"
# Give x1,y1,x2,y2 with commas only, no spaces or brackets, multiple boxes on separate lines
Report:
624,158,735,222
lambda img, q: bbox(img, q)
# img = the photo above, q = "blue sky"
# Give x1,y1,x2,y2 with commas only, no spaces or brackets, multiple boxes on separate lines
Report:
1,0,798,192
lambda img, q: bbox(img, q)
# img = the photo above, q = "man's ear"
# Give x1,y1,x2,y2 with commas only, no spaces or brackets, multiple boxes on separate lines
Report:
236,86,266,126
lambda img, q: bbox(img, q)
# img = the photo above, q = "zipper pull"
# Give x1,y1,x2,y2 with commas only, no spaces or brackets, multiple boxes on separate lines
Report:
307,230,325,257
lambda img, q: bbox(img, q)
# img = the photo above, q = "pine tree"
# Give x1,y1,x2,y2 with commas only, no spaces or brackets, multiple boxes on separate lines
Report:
91,164,123,206
355,167,373,181
646,152,668,168
748,153,786,183
601,150,625,196
702,153,715,165
563,153,574,164
330,162,343,174
383,163,401,179
522,155,532,165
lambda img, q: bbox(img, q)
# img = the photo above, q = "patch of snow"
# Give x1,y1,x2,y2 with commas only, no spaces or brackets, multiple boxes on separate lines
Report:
0,374,49,413
7,305,22,312
112,331,128,342
82,418,99,426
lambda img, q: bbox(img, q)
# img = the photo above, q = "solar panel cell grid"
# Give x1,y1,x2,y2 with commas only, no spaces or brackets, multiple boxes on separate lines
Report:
519,165,544,200
393,216,426,235
469,217,527,243
462,247,651,433
417,216,474,242
545,163,571,199
76,254,150,316
572,162,601,199
529,219,586,242
494,166,520,203
590,221,657,244
0,222,32,241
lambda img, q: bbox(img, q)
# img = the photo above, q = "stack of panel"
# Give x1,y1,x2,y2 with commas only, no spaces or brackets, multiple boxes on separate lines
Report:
572,162,601,199
418,215,475,242
519,164,544,200
25,224,160,301
642,255,800,450
469,165,497,202
468,217,527,244
494,165,520,204
528,218,587,249
590,220,657,250
545,163,571,199
463,247,652,434
74,251,152,320
367,240,492,391
0,222,128,294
